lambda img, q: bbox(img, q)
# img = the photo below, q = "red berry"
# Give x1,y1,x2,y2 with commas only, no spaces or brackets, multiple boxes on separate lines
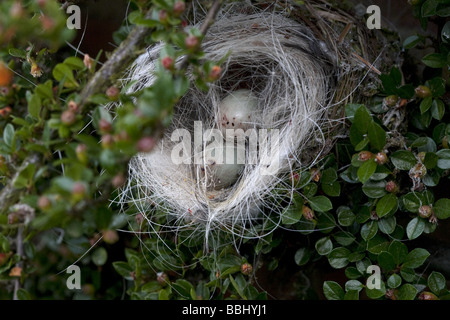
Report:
112,173,126,188
385,181,398,193
106,86,120,100
99,118,112,133
241,263,253,275
101,134,114,149
0,61,13,86
161,56,174,70
38,196,52,210
358,151,374,162
0,106,12,119
61,110,76,126
208,65,221,81
418,205,432,219
173,1,186,16
102,230,119,244
302,206,315,221
159,10,168,23
415,85,432,98
137,137,156,152
375,152,388,165
185,35,199,50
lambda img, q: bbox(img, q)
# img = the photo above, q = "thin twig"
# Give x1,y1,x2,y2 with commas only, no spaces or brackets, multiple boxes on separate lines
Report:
13,226,23,300
78,9,155,110
178,0,223,71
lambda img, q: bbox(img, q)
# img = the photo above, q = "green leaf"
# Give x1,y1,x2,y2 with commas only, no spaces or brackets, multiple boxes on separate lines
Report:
361,221,378,241
389,241,408,265
343,290,359,300
403,248,430,269
345,103,364,122
428,271,446,294
91,247,108,266
431,99,445,120
63,56,85,70
378,216,397,235
391,150,417,170
322,181,341,197
113,261,134,280
294,248,311,266
172,279,195,299
16,288,31,300
52,63,78,87
362,180,387,198
27,93,41,119
368,121,386,150
321,168,338,184
434,198,450,219
376,193,398,218
420,96,433,114
387,274,402,288
333,231,356,246
328,247,351,269
9,48,27,59
367,235,389,254
422,53,447,68
281,206,302,225
403,35,421,49
323,281,344,300
378,251,396,271
397,284,418,300
422,0,438,17
357,159,377,183
365,281,386,299
401,192,424,213
406,217,425,240
437,149,450,170
315,237,333,256
337,207,355,226
442,21,450,43
345,280,364,292
3,123,15,148
309,196,332,212
353,105,372,133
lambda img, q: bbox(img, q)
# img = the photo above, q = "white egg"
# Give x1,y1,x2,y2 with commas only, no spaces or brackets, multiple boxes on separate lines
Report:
198,143,246,190
218,89,259,139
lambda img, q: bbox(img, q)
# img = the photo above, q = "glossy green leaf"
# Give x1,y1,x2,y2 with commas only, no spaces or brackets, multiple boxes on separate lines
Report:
428,271,446,294
92,247,108,266
361,221,378,241
328,247,351,269
357,159,377,183
337,207,355,226
309,196,332,213
390,150,417,170
294,247,311,266
387,274,402,288
376,193,398,218
323,281,344,300
378,251,396,271
398,284,418,300
406,217,425,240
389,241,408,265
315,237,333,256
368,121,386,150
434,198,450,219
403,248,430,269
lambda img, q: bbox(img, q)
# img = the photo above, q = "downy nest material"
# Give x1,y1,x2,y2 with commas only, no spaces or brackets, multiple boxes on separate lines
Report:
117,1,400,247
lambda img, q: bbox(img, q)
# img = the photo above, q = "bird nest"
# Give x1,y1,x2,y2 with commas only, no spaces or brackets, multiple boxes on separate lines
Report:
117,0,400,248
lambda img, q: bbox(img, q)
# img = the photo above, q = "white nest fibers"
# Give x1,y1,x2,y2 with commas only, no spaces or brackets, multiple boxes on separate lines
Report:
118,5,338,247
